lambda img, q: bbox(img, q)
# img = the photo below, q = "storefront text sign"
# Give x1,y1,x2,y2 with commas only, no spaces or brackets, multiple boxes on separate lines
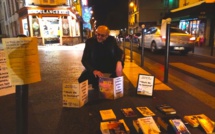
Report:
2,37,41,85
28,9,69,15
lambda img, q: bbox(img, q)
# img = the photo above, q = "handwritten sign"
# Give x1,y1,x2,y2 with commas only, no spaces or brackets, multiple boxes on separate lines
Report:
137,74,155,96
2,37,41,85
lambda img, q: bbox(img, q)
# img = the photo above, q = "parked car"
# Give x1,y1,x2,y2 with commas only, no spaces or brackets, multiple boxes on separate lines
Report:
137,26,196,55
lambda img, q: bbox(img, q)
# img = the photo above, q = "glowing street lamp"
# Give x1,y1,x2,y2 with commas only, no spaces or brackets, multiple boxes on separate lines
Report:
129,2,134,7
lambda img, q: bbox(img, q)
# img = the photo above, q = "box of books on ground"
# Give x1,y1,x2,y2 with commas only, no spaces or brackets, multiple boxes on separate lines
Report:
62,79,88,108
99,75,124,100
100,119,130,134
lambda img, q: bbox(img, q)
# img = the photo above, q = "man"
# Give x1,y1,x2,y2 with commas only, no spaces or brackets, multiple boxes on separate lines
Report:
78,25,124,89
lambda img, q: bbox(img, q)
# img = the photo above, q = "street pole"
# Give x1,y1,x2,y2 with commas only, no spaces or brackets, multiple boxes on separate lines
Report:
130,36,133,62
16,84,29,134
164,18,171,83
141,24,145,67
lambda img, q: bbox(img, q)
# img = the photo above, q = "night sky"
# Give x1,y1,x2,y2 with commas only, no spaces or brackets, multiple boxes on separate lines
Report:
88,0,128,30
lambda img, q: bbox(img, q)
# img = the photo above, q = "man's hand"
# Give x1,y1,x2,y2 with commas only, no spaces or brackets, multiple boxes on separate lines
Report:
116,61,123,76
93,70,103,77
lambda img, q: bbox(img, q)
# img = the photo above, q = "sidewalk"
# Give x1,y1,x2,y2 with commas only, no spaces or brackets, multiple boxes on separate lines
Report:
191,46,215,58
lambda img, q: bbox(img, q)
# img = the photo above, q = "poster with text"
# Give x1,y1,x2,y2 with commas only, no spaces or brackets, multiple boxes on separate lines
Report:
136,74,155,96
2,37,41,85
0,50,15,94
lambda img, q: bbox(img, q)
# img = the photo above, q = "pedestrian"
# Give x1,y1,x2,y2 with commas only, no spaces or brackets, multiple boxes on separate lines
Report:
78,25,124,90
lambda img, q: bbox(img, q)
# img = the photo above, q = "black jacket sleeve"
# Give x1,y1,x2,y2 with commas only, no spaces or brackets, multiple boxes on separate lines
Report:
81,38,96,73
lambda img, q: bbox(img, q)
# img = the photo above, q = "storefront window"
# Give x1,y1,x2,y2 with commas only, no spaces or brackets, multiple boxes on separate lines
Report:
42,17,59,37
62,19,69,36
32,18,40,36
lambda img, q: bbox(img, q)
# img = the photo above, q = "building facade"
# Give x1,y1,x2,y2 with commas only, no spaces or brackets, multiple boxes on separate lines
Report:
128,0,178,34
0,0,86,45
168,0,215,47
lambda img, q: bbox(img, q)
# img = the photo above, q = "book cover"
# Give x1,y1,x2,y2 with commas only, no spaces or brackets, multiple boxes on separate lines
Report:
118,119,130,134
196,114,215,134
184,114,214,128
62,80,88,108
136,107,155,116
156,115,181,132
169,119,191,134
99,76,124,100
121,108,137,117
133,120,143,134
137,116,161,134
107,121,127,134
156,104,176,115
100,119,130,134
100,109,117,121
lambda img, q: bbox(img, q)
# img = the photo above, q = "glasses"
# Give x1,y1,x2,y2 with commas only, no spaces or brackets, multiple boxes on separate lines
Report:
96,33,106,37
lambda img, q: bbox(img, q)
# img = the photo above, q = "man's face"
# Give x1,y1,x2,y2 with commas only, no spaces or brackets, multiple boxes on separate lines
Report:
96,32,108,43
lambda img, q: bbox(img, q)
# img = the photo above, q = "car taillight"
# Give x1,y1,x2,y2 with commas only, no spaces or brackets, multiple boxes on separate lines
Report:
189,36,196,41
160,36,166,42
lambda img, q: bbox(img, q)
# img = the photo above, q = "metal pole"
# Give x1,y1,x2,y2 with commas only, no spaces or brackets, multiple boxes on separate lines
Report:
130,36,133,62
164,23,171,83
16,84,29,134
141,27,145,67
123,37,125,53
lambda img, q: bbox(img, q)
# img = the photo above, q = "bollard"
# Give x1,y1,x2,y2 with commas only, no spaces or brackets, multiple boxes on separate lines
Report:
164,18,171,83
16,85,29,134
141,24,145,67
130,36,133,62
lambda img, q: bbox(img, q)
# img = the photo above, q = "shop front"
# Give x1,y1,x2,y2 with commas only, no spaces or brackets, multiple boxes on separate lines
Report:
18,7,81,45
167,2,215,47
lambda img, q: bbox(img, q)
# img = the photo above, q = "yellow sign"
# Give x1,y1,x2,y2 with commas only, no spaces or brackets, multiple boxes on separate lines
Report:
2,37,41,85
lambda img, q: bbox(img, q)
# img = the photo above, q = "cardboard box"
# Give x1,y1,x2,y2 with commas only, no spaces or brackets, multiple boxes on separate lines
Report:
62,79,88,108
99,76,124,100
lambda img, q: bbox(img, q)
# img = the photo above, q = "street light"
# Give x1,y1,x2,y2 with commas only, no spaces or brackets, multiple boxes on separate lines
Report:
129,1,134,7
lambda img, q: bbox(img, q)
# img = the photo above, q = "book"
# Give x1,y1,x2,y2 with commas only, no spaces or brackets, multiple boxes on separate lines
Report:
100,119,130,134
156,104,176,115
100,109,117,121
156,115,181,132
196,114,215,134
137,116,161,134
118,119,130,134
169,119,191,134
133,120,143,134
99,76,124,100
121,108,137,117
184,114,214,128
62,80,88,108
136,106,155,116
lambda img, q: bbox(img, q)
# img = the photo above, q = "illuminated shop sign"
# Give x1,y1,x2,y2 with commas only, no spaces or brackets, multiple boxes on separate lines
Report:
28,10,69,15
